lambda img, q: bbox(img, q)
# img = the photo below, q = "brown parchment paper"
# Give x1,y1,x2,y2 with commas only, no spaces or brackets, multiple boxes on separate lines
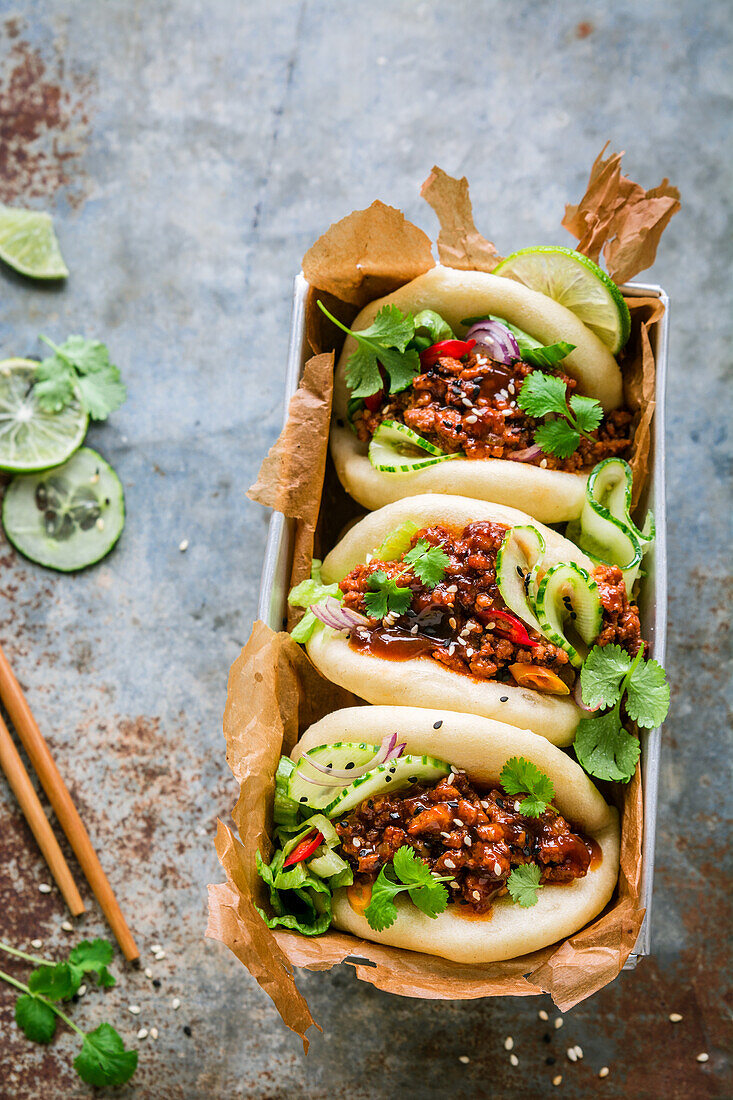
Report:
211,156,678,1040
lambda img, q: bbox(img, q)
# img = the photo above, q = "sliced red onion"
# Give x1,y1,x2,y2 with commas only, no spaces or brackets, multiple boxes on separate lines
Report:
466,320,521,365
509,444,543,463
310,597,369,632
573,678,600,714
300,733,405,782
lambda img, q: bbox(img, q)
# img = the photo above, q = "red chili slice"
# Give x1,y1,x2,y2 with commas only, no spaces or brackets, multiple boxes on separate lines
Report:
488,608,540,647
419,339,476,369
282,830,324,867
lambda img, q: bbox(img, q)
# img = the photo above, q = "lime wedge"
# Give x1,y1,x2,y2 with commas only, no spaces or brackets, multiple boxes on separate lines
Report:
0,204,68,280
494,246,631,353
0,358,88,473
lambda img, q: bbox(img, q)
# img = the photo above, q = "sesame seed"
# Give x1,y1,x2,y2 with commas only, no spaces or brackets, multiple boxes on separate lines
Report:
553,1075,562,1086
61,921,73,932
540,459,548,468
466,648,474,657
567,1048,577,1063
696,1053,709,1063
129,1004,141,1015
172,997,181,1010
538,1010,549,1021
449,881,460,890
137,1028,149,1040
179,538,189,552
574,1045,583,1059
458,1055,470,1064
500,695,509,702
448,617,457,630
504,1037,514,1051
598,1067,609,1078
453,818,464,827
155,950,167,959
493,861,503,876
472,891,481,901
31,939,43,949
514,801,522,812
447,584,458,594
480,800,490,810
150,1027,159,1040
38,883,51,894
440,831,450,838
554,1017,564,1030
96,517,105,531
465,415,477,424
464,836,472,847
510,1054,519,1067
444,859,456,870
461,397,472,407
144,967,153,979
151,944,162,953
410,624,419,634
433,720,443,729
669,1012,683,1023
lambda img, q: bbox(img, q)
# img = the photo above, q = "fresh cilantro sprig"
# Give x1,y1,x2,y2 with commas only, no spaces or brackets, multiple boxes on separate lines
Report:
573,644,670,782
0,937,137,1088
517,372,604,459
403,538,449,588
364,847,453,931
500,757,555,817
35,335,127,420
364,571,413,619
507,864,543,907
317,300,421,398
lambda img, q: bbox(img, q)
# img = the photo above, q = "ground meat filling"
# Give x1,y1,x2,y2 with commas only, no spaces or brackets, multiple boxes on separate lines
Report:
336,771,594,915
353,349,632,473
342,523,643,686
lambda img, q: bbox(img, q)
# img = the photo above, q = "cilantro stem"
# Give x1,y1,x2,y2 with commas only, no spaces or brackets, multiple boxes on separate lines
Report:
316,301,384,355
39,334,71,368
0,967,86,1038
619,645,646,704
0,941,47,967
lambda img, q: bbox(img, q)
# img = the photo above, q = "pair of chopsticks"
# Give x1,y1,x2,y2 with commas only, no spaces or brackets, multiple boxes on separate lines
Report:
0,643,139,961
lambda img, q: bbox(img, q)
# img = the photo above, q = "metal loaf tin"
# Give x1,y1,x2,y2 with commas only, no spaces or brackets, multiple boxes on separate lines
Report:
258,273,669,965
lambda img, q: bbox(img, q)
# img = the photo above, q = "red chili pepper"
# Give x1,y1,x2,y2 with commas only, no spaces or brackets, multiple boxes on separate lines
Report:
363,365,389,412
282,830,324,867
488,608,540,647
419,339,476,369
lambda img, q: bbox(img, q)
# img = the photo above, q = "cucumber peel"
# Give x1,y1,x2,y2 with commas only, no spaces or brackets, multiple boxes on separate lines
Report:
289,742,386,810
496,525,546,634
324,754,450,818
534,563,602,669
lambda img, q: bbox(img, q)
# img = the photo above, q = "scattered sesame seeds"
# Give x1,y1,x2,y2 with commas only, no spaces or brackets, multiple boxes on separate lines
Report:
574,1045,583,1059
144,967,153,979
697,1053,709,1063
154,950,167,960
150,1027,159,1040
179,538,189,552
504,1037,514,1051
38,883,51,894
172,997,181,1010
30,939,43,949
554,1017,564,1030
538,1010,549,1021
510,1054,519,1067
458,1055,470,1064
598,1067,609,1078
137,1028,149,1040
128,1004,141,1015
669,1012,683,1023
553,1075,562,1086
566,1048,577,1063
60,921,73,932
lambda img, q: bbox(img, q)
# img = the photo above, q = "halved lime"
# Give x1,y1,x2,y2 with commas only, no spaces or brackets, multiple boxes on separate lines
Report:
0,359,88,473
494,246,631,353
2,447,125,572
0,204,69,280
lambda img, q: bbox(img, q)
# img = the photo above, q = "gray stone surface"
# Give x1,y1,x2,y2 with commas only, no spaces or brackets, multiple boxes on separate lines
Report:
0,1,730,1097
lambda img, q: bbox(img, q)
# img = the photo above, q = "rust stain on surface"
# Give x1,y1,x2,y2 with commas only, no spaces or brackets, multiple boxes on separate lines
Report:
0,26,95,207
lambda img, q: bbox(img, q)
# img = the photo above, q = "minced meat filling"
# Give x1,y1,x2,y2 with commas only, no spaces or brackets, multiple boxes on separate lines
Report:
341,522,643,684
353,349,632,473
336,770,594,914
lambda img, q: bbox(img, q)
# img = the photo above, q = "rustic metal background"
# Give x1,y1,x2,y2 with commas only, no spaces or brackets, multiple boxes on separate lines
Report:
0,2,730,1098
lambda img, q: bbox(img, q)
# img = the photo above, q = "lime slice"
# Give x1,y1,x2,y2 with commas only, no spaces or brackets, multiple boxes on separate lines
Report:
2,447,125,572
494,246,631,353
0,359,88,473
0,204,69,280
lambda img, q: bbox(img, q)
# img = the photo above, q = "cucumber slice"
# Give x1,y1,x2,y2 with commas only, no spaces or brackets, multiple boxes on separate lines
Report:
307,846,352,880
369,420,461,473
373,520,420,562
289,742,384,810
2,447,125,572
496,524,546,634
534,562,602,669
0,359,88,474
325,754,451,819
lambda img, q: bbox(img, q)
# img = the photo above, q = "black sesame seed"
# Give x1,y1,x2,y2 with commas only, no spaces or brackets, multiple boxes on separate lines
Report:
152,979,161,989
408,776,417,783
183,1025,192,1037
500,696,509,702
336,418,344,427
389,767,396,774
433,720,443,729
385,776,392,782
516,566,524,578
496,797,505,809
523,845,532,858
545,1056,556,1065
570,611,577,620
345,761,355,770
327,763,333,768
300,797,308,803
542,1032,552,1044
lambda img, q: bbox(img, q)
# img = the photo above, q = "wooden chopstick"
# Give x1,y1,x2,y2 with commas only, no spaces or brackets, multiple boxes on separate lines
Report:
0,643,139,961
0,712,85,915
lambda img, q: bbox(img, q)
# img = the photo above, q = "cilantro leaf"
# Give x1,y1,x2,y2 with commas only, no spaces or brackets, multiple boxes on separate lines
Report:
15,994,57,1043
517,371,569,418
534,418,581,458
522,341,576,369
317,301,421,397
364,571,413,619
28,963,76,1002
573,710,640,782
95,966,116,989
625,658,670,728
36,335,126,420
403,538,449,589
73,1023,138,1088
34,359,76,412
364,847,451,930
570,394,604,434
580,644,632,710
76,370,127,421
499,757,555,817
507,864,543,907
68,938,114,973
